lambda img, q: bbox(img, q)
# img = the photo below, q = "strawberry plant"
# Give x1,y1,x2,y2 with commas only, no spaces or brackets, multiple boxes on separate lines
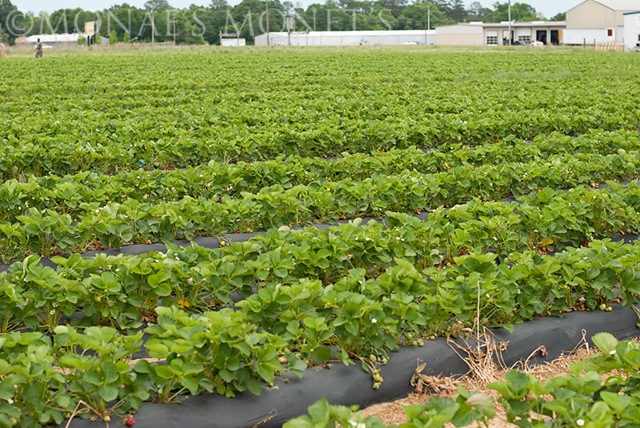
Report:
4,49,640,424
53,326,148,418
0,332,69,427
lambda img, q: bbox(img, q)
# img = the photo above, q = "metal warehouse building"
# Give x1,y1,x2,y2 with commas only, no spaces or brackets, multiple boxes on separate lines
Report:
564,0,639,45
255,30,436,46
17,34,83,49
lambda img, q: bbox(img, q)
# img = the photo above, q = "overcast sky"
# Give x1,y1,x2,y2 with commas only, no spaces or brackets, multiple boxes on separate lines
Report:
11,0,571,19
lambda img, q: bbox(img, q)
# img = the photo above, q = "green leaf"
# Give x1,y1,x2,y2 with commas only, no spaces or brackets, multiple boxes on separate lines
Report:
148,270,171,287
588,401,614,423
180,376,200,395
155,282,173,297
310,345,332,363
307,398,331,424
55,394,73,410
145,341,170,358
0,382,14,401
600,391,630,415
288,359,308,379
102,361,119,384
501,371,532,400
155,365,177,380
592,332,618,355
282,416,314,428
99,385,119,402
245,378,262,396
219,368,234,382
133,359,151,374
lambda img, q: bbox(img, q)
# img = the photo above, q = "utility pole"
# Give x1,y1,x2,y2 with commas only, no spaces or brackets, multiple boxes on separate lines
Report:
266,0,270,46
424,4,430,45
151,11,155,46
508,0,512,46
424,7,427,44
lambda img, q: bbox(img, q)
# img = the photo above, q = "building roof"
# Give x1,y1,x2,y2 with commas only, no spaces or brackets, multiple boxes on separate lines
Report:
482,21,566,28
568,0,640,13
24,34,82,43
256,30,436,39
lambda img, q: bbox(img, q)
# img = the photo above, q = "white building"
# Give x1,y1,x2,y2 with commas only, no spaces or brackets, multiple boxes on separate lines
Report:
255,30,436,47
484,21,565,45
219,32,246,47
221,38,246,47
623,11,640,50
564,0,639,45
20,34,83,48
436,21,565,46
436,24,484,46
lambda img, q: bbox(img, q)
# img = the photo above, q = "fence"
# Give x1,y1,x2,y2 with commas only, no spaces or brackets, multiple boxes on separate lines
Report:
595,42,624,51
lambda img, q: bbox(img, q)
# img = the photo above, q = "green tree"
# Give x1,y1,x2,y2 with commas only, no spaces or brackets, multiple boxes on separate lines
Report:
166,8,206,44
0,0,17,44
447,0,466,22
375,0,407,19
46,9,73,34
397,2,448,29
33,8,97,36
550,12,565,21
467,1,494,21
210,0,229,9
101,4,144,41
301,1,351,32
109,29,118,44
492,1,537,22
365,4,399,30
227,0,284,42
188,6,226,44
144,0,171,13
431,0,465,22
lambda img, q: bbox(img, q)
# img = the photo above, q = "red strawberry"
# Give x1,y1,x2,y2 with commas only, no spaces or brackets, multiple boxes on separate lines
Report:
124,416,135,427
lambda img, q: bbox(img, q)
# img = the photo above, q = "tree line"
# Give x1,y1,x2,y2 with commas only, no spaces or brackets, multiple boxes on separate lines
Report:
0,0,566,45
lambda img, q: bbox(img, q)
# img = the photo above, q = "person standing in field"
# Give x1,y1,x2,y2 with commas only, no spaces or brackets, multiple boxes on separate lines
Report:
34,38,43,58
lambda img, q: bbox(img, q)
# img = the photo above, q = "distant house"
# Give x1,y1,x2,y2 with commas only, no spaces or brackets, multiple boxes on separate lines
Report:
564,0,639,45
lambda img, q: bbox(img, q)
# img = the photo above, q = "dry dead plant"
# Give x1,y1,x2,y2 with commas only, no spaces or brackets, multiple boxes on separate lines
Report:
362,281,598,426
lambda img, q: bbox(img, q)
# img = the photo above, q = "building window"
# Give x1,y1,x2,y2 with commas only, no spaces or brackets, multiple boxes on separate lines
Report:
607,28,613,37
518,35,532,43
486,36,498,45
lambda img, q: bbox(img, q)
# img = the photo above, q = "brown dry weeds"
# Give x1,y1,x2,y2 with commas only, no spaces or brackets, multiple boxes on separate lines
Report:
361,335,598,427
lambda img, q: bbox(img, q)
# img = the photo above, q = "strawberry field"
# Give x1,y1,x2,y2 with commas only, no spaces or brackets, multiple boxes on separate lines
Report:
1,48,640,427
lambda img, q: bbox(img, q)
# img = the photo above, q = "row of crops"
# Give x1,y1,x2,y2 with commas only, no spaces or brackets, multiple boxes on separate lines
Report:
2,49,640,426
2,140,640,262
2,52,640,180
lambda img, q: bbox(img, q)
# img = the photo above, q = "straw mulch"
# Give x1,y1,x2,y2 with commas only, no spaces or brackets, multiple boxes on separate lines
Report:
361,332,598,427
